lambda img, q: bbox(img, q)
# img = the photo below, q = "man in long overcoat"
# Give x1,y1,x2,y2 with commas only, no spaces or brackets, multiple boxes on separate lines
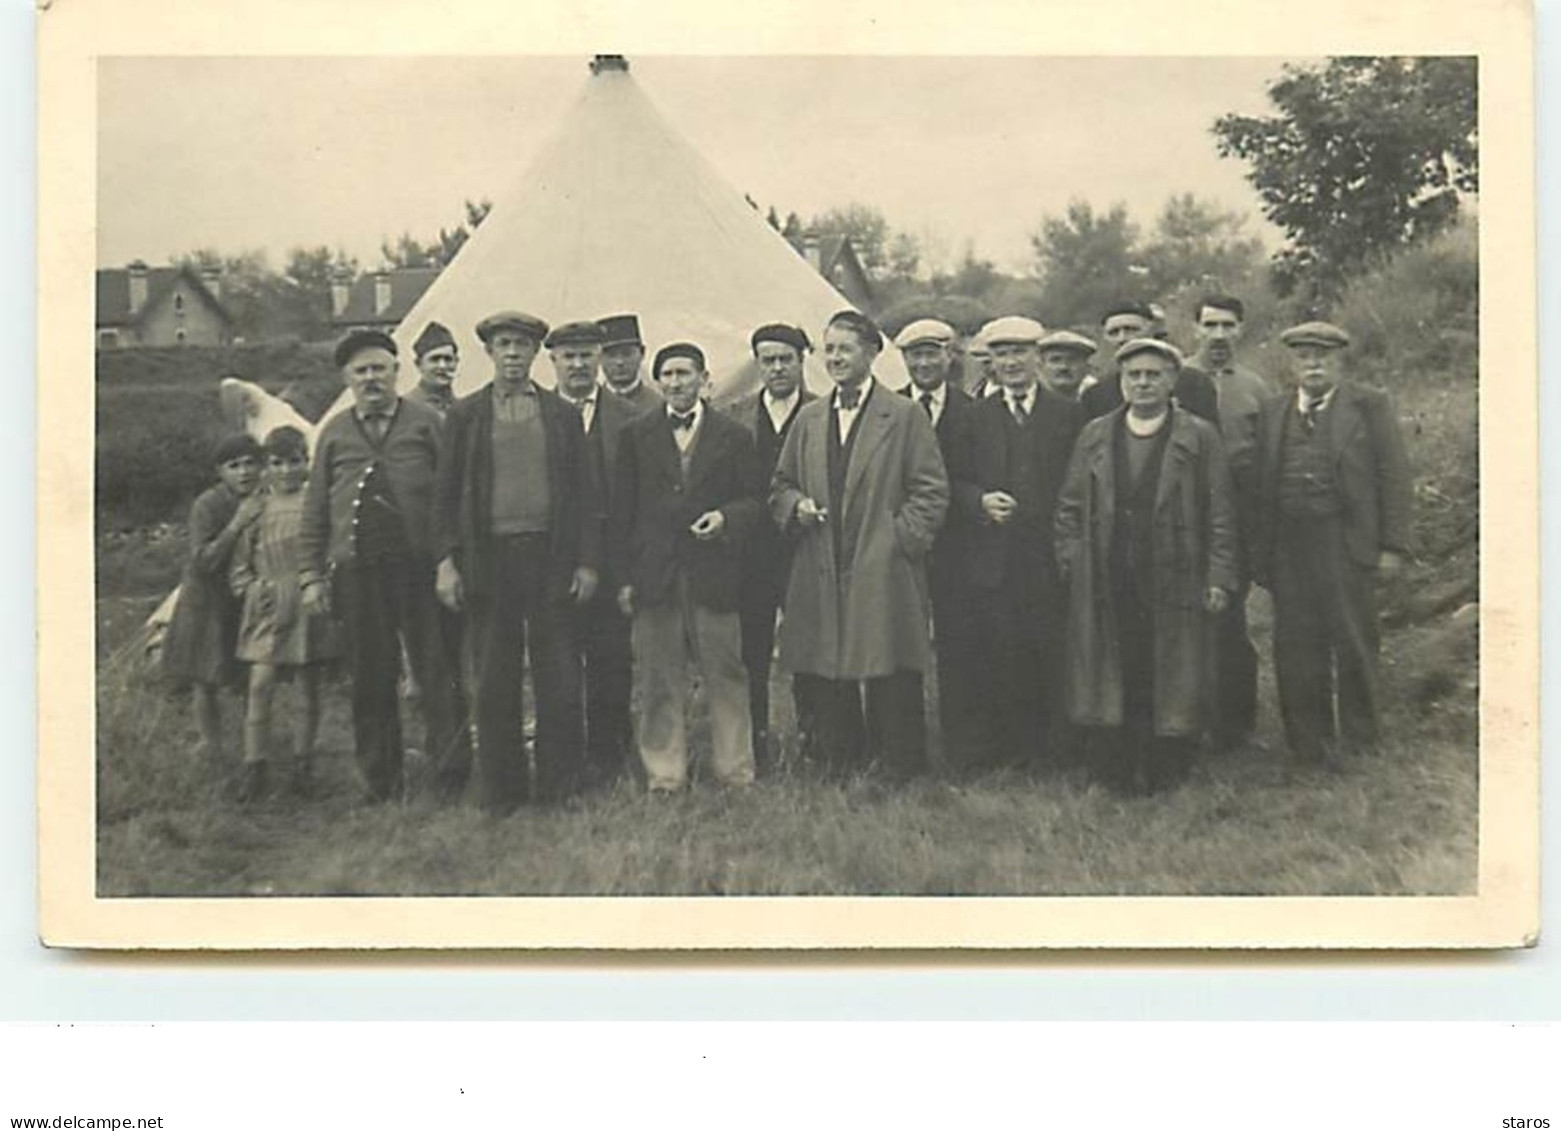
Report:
770,310,949,779
1055,337,1238,793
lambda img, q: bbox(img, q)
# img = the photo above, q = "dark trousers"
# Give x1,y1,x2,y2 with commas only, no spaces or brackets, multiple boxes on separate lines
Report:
794,670,926,780
738,581,781,763
1088,585,1193,794
1213,581,1259,744
468,534,583,814
335,557,470,802
930,583,983,772
1272,514,1381,761
574,587,633,787
963,580,1068,774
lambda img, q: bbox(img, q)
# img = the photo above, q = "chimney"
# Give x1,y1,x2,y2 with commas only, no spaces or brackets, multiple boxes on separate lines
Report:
801,232,822,272
330,268,353,319
199,264,221,301
590,55,629,75
127,260,149,315
373,272,392,317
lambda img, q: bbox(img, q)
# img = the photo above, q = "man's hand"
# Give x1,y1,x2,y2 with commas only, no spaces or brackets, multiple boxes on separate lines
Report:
1376,550,1406,578
617,585,635,618
981,490,1018,525
436,557,464,612
1204,586,1230,614
570,566,599,605
794,497,829,529
690,510,726,541
301,578,331,618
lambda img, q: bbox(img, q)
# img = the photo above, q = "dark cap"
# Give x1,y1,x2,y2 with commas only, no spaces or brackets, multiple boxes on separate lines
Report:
596,313,644,348
825,309,883,350
412,321,457,360
213,431,262,466
475,310,550,345
544,320,608,349
1100,300,1155,326
653,341,707,376
750,323,811,355
1280,320,1352,349
333,328,398,369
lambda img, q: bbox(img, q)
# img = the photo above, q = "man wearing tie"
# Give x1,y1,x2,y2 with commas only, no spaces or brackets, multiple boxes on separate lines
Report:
730,323,815,768
892,318,980,769
613,342,760,792
1253,321,1411,769
956,316,1083,772
770,310,949,779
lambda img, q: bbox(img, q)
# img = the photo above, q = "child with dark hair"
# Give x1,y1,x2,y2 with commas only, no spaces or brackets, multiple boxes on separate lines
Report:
161,432,264,766
229,425,341,801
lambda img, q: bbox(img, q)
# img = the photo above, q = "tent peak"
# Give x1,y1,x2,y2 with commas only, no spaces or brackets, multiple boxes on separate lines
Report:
590,55,629,75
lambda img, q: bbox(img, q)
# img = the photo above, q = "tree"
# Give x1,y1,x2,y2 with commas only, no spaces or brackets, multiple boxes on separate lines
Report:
1212,56,1477,298
381,197,493,268
1030,200,1144,326
1140,193,1264,296
282,246,359,339
808,203,894,279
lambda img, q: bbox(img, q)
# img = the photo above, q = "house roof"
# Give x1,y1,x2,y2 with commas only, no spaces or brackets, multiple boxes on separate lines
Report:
334,267,443,326
96,265,232,328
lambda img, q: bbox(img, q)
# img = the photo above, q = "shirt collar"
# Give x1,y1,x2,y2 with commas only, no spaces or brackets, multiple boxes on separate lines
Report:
1298,385,1338,412
609,377,644,398
355,398,400,422
834,376,875,410
493,379,537,403
668,399,704,425
762,387,799,413
1005,383,1035,409
913,382,947,408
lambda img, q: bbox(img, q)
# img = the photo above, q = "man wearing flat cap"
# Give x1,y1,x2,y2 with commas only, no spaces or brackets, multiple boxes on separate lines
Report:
612,342,760,791
300,329,470,803
597,313,665,416
893,318,982,767
771,310,949,779
1083,300,1218,424
955,315,1083,773
962,322,1002,399
1253,320,1411,769
1055,336,1237,794
406,321,460,417
434,311,601,814
546,319,636,789
1037,330,1099,401
729,323,816,768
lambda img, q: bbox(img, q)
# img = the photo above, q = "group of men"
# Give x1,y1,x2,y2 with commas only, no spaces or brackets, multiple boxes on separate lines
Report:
297,293,1412,813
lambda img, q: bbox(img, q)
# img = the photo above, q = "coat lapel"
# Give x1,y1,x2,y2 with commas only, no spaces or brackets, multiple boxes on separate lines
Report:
1155,410,1198,515
1327,383,1362,464
841,394,895,511
684,408,721,493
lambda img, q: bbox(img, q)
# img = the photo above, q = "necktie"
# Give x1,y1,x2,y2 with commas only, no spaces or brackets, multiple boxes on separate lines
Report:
918,391,935,419
1009,395,1027,425
364,413,390,443
671,411,696,432
838,386,862,411
573,398,594,433
1301,396,1322,433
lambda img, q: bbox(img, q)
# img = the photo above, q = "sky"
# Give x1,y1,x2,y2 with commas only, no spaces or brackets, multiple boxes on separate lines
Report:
97,56,1294,275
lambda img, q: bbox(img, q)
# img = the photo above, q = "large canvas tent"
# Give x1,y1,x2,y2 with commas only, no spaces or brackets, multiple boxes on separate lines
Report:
376,55,905,405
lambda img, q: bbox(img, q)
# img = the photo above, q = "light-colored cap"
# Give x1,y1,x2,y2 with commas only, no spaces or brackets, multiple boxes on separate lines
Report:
1038,329,1098,356
1280,320,1352,349
982,315,1046,347
1114,337,1184,367
893,318,956,350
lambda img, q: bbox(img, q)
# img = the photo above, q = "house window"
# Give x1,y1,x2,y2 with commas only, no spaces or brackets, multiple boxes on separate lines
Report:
174,293,185,314
174,328,187,345
98,329,119,349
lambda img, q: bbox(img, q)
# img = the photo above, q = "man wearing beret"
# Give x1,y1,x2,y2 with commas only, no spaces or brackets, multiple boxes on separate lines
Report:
547,319,635,789
434,311,601,814
771,310,949,779
1083,300,1218,424
597,313,665,417
300,329,470,802
1037,330,1099,401
612,342,760,791
406,321,460,417
955,315,1084,773
1253,321,1411,769
893,318,982,768
729,323,816,768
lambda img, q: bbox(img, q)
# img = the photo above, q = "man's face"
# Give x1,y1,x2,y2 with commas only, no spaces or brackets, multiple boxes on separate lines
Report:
1102,313,1151,347
1196,304,1244,368
600,342,645,390
344,348,399,414
549,344,602,400
1289,344,1344,397
1119,354,1176,412
655,356,707,413
484,331,539,388
755,341,803,401
415,345,459,390
823,325,875,386
903,342,953,392
992,341,1041,391
967,345,995,382
1040,347,1089,396
218,454,261,497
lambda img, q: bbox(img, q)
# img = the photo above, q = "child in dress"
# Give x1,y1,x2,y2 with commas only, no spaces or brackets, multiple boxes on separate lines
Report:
160,433,263,765
230,426,341,801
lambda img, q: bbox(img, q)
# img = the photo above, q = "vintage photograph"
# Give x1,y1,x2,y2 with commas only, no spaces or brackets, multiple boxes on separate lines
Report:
86,50,1487,905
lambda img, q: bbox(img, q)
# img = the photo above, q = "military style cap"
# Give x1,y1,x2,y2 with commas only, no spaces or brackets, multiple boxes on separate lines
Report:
750,323,811,355
1280,320,1352,349
596,313,644,347
475,310,550,345
1038,329,1098,355
982,315,1047,346
333,328,398,368
544,320,608,349
412,320,456,360
893,319,956,350
653,341,707,375
1114,337,1184,367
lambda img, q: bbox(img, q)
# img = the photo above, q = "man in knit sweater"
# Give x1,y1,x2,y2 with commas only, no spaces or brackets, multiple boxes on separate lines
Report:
300,329,470,802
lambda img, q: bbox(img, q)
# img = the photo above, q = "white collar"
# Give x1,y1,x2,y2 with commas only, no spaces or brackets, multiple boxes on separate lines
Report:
1004,383,1036,408
1125,409,1170,437
834,376,874,410
1298,385,1338,411
762,387,800,412
668,399,704,426
608,377,644,398
911,382,947,407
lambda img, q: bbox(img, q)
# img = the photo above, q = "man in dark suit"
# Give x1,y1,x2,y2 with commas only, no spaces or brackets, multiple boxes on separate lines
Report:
730,323,815,768
891,318,981,769
433,311,601,815
1253,321,1412,768
955,315,1084,772
547,319,637,789
1083,300,1217,424
613,342,761,791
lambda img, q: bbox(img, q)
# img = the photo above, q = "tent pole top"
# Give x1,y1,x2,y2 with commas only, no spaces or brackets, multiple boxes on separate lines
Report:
590,55,629,75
